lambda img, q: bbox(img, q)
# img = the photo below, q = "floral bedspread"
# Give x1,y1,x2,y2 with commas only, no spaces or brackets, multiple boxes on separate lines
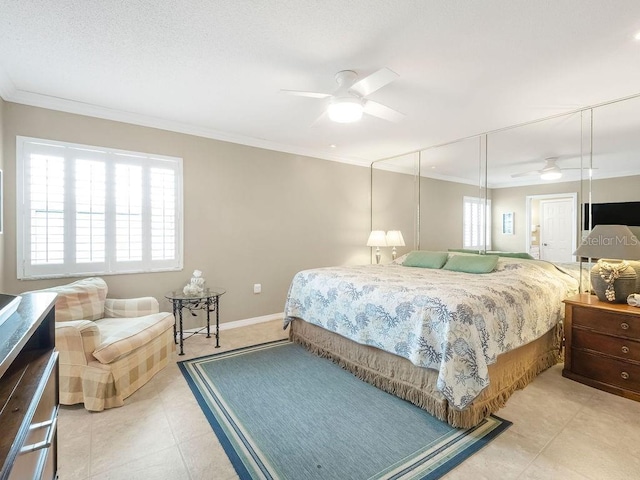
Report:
283,258,579,409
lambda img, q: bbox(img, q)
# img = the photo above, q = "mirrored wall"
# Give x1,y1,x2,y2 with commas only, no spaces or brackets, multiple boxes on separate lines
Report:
371,92,640,291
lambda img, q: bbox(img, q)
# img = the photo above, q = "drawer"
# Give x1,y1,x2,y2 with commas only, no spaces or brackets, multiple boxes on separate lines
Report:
572,306,640,338
572,349,640,394
9,354,58,480
573,328,640,363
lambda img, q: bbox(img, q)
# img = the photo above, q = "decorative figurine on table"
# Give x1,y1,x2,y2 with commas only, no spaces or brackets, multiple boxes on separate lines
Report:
183,270,206,296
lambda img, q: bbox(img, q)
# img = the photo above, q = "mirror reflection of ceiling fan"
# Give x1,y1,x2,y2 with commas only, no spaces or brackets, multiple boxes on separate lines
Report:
281,68,405,124
511,157,595,180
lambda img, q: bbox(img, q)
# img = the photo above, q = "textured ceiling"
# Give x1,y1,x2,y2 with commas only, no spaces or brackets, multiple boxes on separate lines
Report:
2,0,640,171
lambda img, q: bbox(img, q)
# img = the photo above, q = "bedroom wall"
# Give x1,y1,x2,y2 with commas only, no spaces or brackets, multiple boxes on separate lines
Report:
490,175,640,253
590,175,640,203
420,176,483,251
371,167,417,263
1,102,372,323
490,180,582,253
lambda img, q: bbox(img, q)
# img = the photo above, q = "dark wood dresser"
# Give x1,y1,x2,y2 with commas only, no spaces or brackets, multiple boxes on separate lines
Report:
0,292,58,480
563,293,640,401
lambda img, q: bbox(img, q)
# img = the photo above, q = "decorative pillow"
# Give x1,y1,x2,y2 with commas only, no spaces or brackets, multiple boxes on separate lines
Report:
487,251,534,259
403,251,449,269
443,254,499,274
43,277,108,322
448,248,482,254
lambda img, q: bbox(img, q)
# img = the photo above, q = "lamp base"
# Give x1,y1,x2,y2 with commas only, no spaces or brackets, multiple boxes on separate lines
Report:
590,260,638,303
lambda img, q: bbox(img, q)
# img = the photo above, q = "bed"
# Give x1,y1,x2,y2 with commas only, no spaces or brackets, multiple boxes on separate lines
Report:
283,254,581,428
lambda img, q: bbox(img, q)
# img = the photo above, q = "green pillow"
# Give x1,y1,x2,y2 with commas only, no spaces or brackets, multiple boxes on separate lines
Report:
403,251,449,269
443,254,499,274
448,248,482,254
487,251,534,259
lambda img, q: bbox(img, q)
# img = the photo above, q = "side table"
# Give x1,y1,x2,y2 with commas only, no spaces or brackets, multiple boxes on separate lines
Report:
165,288,226,355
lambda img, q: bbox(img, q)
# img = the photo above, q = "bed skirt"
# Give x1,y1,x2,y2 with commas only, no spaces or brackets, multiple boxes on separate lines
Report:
288,318,562,428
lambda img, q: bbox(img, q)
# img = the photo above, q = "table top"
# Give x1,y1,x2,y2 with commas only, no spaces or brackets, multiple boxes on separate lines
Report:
165,287,226,301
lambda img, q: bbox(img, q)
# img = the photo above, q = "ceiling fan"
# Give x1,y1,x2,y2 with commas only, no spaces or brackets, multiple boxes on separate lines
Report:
511,157,585,180
281,68,405,124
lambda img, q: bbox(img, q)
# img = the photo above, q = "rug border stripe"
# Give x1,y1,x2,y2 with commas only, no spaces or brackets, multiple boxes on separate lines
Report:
178,340,289,480
179,359,257,480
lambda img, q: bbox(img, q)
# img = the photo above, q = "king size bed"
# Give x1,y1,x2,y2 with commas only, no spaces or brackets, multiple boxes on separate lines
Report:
283,253,581,428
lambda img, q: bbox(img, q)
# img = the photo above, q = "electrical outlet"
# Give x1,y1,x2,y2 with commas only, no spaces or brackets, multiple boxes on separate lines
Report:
253,284,261,294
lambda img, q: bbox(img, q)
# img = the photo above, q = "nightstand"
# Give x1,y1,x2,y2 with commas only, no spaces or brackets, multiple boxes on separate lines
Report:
563,293,640,401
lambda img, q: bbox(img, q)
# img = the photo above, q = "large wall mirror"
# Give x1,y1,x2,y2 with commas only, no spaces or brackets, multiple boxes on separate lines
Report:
370,152,419,264
371,93,640,293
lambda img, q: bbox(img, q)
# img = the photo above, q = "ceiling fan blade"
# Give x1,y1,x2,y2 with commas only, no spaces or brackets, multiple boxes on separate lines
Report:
363,100,405,123
310,110,328,127
511,170,541,178
280,89,331,99
350,67,399,97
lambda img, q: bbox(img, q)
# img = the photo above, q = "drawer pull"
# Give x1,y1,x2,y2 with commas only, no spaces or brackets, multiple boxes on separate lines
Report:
621,371,630,380
20,405,58,454
621,322,630,330
622,346,630,354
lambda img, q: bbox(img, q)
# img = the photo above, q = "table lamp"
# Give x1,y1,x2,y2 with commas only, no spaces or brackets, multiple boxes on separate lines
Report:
573,224,640,302
385,230,405,260
367,230,387,264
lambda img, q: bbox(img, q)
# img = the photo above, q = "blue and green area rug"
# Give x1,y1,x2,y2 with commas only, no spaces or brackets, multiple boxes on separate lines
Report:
178,340,511,480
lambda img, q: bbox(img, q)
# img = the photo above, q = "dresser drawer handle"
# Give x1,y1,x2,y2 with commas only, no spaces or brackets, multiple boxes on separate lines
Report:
622,346,630,354
621,322,630,330
621,372,630,380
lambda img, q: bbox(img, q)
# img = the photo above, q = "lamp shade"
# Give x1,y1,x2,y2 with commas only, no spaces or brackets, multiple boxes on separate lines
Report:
385,230,405,247
573,224,640,260
574,224,640,303
366,230,387,247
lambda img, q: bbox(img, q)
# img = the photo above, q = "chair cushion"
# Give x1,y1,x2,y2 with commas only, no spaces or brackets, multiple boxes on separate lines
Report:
92,313,174,364
45,277,108,322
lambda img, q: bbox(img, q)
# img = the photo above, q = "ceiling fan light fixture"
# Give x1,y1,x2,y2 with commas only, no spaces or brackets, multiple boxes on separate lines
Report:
540,170,562,180
327,97,364,123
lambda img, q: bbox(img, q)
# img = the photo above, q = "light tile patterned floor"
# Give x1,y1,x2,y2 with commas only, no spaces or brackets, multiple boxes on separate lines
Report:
57,320,640,480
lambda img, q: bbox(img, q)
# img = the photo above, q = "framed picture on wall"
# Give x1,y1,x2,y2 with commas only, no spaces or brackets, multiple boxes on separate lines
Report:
502,212,514,235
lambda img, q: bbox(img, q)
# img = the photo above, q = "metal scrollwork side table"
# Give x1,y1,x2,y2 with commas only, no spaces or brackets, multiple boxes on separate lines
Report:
165,288,226,355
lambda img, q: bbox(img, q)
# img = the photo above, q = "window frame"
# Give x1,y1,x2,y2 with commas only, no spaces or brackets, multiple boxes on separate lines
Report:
16,136,184,279
462,195,492,250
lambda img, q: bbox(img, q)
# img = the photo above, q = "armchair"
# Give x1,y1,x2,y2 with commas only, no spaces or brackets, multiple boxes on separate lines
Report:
35,277,175,411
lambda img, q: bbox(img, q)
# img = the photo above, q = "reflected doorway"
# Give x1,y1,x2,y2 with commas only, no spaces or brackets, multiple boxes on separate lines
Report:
526,193,578,262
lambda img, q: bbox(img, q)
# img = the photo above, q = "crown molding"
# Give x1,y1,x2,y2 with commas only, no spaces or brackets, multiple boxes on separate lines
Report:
0,68,17,100
0,84,373,169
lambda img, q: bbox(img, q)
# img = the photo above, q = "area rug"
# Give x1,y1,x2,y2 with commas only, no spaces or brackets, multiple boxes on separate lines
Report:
178,340,511,480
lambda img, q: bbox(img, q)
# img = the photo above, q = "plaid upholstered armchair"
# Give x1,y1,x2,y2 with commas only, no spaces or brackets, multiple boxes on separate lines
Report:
36,277,175,411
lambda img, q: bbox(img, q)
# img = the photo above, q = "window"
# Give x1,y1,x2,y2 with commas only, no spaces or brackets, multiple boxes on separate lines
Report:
17,137,183,279
463,196,491,250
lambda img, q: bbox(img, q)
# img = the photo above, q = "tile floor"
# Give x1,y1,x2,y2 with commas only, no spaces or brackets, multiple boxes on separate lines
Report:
57,319,640,480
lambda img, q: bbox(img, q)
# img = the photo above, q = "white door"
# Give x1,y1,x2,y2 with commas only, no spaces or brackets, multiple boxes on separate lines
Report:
540,198,574,262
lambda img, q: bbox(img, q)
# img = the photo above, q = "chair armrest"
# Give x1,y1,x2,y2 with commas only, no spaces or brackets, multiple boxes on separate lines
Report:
104,297,160,318
55,320,101,365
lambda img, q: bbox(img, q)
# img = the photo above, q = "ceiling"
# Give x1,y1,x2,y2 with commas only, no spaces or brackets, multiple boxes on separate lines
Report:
2,0,640,171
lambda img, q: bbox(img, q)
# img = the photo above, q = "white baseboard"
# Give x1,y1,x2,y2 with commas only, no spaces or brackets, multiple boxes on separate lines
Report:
219,312,284,331
181,312,283,333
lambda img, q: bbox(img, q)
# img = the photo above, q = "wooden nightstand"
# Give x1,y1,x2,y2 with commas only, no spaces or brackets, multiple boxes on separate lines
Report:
563,293,640,401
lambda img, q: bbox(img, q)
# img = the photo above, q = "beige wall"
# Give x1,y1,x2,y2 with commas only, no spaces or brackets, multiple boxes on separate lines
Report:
590,175,640,203
2,103,371,323
371,168,417,263
490,180,582,252
420,177,483,251
490,175,640,253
